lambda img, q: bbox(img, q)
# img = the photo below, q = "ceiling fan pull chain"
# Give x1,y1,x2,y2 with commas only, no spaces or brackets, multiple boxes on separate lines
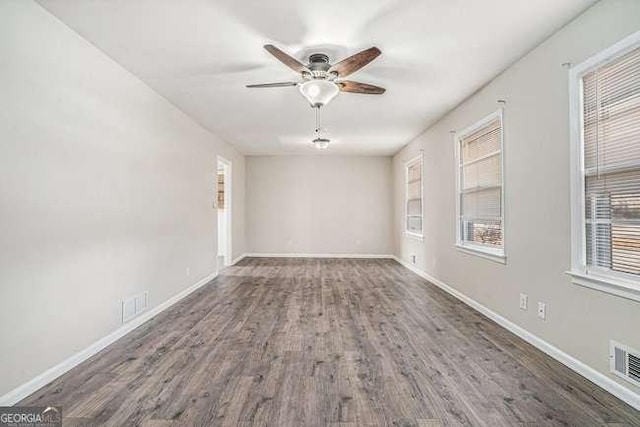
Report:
315,106,321,136
312,106,330,150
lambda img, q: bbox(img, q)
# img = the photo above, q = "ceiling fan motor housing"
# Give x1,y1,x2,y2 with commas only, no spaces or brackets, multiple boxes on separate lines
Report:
307,53,331,72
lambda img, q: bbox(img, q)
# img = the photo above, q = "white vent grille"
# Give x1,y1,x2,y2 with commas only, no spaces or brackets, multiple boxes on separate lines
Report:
122,298,135,323
122,291,148,323
629,353,640,383
135,292,148,314
610,341,640,387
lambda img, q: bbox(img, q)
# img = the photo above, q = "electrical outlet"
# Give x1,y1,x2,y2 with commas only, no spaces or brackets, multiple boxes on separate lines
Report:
519,293,528,310
411,255,416,264
186,267,191,277
537,302,546,320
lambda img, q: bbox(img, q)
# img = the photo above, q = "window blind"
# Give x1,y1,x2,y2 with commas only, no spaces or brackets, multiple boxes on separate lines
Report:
582,45,640,276
406,157,423,236
458,116,503,249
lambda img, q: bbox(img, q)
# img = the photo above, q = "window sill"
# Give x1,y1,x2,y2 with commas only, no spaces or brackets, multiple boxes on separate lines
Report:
455,244,506,264
405,232,424,242
567,270,640,303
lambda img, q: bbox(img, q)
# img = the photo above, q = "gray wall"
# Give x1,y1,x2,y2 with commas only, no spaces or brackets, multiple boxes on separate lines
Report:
392,0,640,395
247,156,393,255
0,1,245,397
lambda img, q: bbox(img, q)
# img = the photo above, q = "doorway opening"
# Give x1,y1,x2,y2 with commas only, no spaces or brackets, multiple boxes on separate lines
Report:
217,156,232,269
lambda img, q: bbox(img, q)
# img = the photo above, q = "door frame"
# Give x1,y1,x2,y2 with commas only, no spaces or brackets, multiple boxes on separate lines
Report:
217,156,232,267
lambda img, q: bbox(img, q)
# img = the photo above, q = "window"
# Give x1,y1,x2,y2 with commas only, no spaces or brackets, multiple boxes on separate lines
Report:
405,155,423,239
569,31,640,302
455,110,505,262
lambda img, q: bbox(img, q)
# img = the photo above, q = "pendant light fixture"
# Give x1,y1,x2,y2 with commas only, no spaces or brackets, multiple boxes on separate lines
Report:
312,137,330,150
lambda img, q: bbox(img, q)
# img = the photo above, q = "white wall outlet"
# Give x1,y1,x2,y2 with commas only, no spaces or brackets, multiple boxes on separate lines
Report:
537,302,546,320
519,293,528,310
186,267,191,277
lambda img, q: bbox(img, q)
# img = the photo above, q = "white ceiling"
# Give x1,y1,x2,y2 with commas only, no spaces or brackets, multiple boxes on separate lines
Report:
38,0,596,155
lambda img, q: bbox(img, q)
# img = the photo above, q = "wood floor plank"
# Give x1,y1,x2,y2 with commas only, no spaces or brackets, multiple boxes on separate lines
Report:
19,257,640,426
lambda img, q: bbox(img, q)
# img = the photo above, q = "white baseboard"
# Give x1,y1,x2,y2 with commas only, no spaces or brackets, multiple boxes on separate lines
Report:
0,270,218,406
243,253,395,259
230,253,247,265
392,256,640,411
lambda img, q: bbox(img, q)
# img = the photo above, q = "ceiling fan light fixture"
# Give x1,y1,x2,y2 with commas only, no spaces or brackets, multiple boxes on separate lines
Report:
299,80,339,107
312,137,330,150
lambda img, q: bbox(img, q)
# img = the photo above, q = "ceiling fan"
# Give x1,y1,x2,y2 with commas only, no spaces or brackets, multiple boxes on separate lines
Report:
247,44,385,108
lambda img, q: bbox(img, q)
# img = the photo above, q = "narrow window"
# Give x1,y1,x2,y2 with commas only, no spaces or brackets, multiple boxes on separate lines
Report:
455,110,505,262
405,155,423,239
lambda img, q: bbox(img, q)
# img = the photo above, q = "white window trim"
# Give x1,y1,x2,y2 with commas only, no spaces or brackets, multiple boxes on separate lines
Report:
454,109,506,263
405,153,424,240
567,30,640,303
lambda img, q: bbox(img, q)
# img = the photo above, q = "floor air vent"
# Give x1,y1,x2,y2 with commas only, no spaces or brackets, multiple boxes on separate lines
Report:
610,341,640,387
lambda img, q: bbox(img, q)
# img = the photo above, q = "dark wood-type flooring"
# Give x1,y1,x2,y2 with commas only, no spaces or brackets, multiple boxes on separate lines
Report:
22,258,640,426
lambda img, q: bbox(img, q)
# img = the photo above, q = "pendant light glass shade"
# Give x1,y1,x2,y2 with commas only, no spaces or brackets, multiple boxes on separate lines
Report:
299,80,339,107
312,138,330,150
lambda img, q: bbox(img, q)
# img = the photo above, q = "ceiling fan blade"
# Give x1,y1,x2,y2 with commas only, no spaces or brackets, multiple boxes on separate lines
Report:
246,82,298,88
263,44,309,73
338,81,386,94
329,47,381,77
